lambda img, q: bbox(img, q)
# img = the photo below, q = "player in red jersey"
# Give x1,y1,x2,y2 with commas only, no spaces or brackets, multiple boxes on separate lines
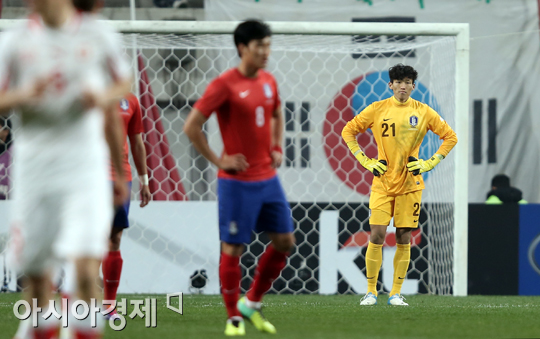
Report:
103,93,151,319
184,20,295,336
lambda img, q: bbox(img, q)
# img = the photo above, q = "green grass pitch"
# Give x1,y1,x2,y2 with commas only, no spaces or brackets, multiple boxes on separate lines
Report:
1,293,540,338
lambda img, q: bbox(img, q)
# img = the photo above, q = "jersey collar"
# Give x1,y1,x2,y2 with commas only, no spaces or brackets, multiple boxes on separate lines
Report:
27,14,43,31
28,11,83,34
235,67,261,80
392,95,411,106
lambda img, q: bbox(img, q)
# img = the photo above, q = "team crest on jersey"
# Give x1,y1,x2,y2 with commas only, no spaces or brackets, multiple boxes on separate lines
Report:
409,115,419,127
263,83,273,98
120,99,129,111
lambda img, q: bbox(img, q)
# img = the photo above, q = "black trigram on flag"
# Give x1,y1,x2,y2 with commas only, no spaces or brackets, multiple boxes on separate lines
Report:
284,101,311,168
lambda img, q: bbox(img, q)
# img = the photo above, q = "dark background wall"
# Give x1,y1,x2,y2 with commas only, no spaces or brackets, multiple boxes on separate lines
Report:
468,204,520,295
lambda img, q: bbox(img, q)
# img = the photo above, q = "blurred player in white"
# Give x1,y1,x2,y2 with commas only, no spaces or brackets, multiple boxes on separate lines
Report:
71,0,152,321
1,0,131,338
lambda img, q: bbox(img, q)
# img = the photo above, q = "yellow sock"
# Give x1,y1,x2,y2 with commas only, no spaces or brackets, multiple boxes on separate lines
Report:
390,243,411,296
365,242,383,296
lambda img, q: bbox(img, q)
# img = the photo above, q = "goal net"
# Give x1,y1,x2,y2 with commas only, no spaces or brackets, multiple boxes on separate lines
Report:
0,21,468,296
118,22,467,296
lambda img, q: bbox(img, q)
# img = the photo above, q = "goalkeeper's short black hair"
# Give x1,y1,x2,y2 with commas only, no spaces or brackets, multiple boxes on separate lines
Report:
491,174,511,188
389,64,418,83
233,20,272,56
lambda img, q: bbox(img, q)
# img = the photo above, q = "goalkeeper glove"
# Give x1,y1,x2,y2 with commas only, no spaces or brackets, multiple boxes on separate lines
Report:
407,154,444,175
354,150,387,176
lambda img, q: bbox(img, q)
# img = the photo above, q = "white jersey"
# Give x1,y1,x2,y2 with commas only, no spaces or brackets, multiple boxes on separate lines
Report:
0,13,130,186
2,13,131,273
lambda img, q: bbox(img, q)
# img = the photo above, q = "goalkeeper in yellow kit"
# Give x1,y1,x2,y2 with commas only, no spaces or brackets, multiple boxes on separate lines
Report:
341,64,457,306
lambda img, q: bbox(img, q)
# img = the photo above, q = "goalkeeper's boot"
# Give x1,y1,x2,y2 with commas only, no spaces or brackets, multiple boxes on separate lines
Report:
224,317,246,336
388,294,409,306
237,297,276,334
359,292,378,306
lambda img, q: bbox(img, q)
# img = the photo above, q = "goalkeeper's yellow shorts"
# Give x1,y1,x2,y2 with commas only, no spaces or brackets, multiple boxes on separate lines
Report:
369,190,423,228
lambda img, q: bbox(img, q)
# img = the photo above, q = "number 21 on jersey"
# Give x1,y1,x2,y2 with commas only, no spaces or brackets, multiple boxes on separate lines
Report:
382,122,395,137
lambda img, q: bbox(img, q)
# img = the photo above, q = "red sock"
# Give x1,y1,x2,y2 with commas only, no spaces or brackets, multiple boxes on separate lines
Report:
32,327,59,339
60,293,70,314
102,251,123,301
74,330,102,339
247,246,288,302
219,252,242,318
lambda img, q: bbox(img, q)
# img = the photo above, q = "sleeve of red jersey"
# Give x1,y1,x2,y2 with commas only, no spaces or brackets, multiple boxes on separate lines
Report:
273,77,281,111
193,77,229,118
101,28,131,83
127,95,144,136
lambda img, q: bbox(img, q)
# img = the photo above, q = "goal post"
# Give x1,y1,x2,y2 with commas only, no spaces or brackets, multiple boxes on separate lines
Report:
0,20,469,296
453,24,470,297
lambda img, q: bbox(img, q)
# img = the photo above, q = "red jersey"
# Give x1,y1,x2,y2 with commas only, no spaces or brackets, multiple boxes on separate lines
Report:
194,68,281,182
111,93,144,181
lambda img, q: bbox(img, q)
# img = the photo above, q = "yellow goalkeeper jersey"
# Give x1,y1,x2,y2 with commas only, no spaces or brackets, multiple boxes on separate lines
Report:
342,96,458,195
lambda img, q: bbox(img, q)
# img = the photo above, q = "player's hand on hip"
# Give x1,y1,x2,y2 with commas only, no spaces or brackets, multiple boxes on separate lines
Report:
30,78,50,99
407,154,444,174
81,90,105,110
271,150,283,168
113,178,129,207
140,185,151,208
219,153,249,172
355,151,387,176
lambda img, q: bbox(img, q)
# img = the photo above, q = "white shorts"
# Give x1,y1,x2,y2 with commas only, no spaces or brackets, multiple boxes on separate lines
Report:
9,176,112,275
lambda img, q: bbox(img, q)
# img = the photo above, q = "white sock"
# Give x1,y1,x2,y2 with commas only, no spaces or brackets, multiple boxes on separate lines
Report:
245,297,262,310
68,302,105,334
13,318,32,339
32,304,61,336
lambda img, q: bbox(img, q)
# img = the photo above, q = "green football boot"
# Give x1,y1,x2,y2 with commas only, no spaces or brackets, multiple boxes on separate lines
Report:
237,297,276,334
224,317,246,336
